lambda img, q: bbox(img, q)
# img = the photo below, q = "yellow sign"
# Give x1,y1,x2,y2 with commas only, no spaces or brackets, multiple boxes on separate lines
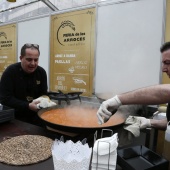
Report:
0,24,17,78
50,8,95,96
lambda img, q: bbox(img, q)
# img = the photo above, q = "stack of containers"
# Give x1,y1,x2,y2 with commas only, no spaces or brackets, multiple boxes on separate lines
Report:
91,133,118,170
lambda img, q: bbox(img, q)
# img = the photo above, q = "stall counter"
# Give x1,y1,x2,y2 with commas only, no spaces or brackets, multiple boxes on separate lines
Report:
0,119,124,170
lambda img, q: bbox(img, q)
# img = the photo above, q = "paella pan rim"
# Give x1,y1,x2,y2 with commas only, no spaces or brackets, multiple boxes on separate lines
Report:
37,103,124,133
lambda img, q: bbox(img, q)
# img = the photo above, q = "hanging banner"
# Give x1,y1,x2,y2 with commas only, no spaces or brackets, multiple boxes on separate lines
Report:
0,24,17,77
50,8,95,96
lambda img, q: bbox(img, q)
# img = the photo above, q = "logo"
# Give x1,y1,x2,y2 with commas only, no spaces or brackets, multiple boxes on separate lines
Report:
26,96,33,102
0,32,7,39
73,77,86,85
57,20,75,46
36,80,40,85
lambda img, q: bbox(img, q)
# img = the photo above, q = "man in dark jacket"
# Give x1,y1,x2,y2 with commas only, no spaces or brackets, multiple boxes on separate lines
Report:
0,43,48,125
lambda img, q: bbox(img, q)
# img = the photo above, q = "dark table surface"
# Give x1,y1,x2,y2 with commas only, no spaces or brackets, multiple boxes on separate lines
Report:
0,119,99,170
0,119,60,170
0,119,123,170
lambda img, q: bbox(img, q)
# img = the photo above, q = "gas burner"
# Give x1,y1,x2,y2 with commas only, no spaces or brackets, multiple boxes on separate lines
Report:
47,90,83,105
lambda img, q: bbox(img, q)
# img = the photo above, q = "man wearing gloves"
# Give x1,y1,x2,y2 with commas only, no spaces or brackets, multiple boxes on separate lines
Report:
0,43,55,125
97,41,170,130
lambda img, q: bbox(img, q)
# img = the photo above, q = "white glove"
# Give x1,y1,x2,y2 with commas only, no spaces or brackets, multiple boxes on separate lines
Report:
97,95,122,124
33,96,56,109
134,116,151,129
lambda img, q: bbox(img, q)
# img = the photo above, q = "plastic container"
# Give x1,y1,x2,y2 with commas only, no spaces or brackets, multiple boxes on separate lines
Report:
0,104,3,110
117,145,169,170
165,122,170,142
0,105,14,123
163,122,170,170
153,112,166,120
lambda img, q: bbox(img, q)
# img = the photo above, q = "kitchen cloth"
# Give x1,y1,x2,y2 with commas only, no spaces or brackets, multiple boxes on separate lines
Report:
33,95,56,109
91,133,118,170
118,116,141,147
124,116,141,137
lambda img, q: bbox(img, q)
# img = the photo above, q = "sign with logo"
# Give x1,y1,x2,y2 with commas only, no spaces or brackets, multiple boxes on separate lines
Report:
0,24,17,77
50,8,95,96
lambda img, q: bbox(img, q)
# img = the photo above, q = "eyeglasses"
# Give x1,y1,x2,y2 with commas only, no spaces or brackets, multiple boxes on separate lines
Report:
24,43,39,49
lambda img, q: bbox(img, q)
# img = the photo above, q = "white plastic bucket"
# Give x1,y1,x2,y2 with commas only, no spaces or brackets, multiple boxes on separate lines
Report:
165,121,170,142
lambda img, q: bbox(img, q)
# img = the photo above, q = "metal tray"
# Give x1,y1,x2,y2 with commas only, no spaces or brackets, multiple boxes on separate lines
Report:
117,145,169,170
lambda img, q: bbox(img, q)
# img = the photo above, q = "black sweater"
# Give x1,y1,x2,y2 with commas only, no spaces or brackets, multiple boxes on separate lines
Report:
0,62,47,116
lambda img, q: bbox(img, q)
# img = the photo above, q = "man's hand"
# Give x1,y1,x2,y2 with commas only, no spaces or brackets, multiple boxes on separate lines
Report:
29,100,40,112
97,95,122,124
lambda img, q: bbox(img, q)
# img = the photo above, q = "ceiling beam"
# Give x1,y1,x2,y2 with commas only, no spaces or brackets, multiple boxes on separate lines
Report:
41,0,58,11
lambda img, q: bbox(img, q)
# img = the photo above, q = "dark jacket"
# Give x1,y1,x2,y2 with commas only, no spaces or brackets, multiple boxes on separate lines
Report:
167,103,170,122
0,62,47,118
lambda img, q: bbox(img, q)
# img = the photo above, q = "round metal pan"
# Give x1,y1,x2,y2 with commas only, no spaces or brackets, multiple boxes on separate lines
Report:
37,101,125,133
